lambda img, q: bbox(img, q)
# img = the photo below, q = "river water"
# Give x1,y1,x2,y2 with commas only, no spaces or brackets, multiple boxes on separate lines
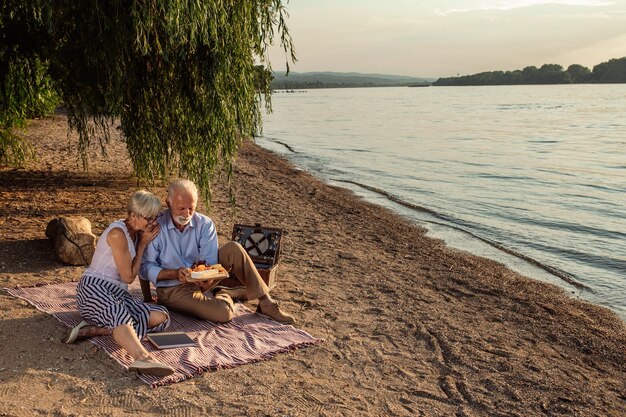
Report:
258,85,626,320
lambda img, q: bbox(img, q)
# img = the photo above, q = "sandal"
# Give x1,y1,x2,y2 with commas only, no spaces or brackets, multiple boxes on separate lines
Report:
64,320,89,344
128,359,175,377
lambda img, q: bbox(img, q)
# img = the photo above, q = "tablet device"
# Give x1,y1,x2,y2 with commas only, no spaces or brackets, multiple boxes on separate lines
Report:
146,332,196,349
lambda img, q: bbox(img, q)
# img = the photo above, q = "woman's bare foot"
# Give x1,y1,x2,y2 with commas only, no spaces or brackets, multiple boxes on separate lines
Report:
64,321,111,344
76,326,111,339
135,353,158,363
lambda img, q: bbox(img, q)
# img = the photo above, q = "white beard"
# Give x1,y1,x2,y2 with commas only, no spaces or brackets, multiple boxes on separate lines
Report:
175,216,191,226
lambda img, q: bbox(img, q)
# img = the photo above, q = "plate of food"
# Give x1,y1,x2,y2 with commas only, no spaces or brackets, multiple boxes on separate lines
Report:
189,263,229,281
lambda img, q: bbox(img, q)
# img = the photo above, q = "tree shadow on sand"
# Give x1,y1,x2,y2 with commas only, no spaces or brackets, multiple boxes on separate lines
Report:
0,239,64,274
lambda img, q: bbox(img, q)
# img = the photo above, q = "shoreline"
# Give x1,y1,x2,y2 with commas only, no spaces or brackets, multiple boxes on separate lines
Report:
258,135,624,322
332,178,587,288
1,114,625,416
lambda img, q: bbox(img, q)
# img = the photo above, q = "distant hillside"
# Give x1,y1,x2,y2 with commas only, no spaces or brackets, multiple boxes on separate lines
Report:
271,71,434,89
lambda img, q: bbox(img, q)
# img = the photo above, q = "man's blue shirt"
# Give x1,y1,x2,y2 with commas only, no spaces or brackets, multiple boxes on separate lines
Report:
140,209,218,288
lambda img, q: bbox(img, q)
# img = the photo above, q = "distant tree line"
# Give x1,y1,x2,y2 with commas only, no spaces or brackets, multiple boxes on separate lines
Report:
433,57,626,86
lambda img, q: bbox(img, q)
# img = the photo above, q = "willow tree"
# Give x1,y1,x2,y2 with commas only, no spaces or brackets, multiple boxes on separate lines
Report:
0,0,295,202
0,2,60,164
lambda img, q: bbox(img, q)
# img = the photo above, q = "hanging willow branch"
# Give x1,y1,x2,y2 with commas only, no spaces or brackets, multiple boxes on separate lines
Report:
1,0,295,203
0,1,60,166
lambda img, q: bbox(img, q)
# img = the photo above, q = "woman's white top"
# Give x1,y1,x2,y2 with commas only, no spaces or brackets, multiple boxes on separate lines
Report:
83,220,135,290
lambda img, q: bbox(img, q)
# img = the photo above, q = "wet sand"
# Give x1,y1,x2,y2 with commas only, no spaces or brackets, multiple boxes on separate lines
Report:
0,114,624,416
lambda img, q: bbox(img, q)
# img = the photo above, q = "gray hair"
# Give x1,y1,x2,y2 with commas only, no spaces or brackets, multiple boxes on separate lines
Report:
128,190,162,218
167,179,198,205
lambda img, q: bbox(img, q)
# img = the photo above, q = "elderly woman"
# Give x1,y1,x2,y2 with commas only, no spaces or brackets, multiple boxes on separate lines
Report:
65,190,174,377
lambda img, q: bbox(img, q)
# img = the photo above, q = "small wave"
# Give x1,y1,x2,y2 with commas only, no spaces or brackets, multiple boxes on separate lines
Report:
536,168,576,177
473,173,535,181
328,147,374,154
260,136,298,153
335,179,448,219
459,160,490,168
526,241,626,276
498,104,563,110
503,212,626,241
335,178,590,290
577,182,621,193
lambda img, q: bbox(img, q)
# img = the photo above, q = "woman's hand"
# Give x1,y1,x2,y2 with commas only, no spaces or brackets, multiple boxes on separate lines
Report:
139,224,161,247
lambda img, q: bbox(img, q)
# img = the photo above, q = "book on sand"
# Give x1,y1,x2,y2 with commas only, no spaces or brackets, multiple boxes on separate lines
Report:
146,332,196,349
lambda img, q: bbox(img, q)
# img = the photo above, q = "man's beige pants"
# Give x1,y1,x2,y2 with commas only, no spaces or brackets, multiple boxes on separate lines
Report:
156,241,269,323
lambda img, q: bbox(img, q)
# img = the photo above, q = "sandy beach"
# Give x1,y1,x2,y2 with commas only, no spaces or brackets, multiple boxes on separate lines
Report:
1,114,624,416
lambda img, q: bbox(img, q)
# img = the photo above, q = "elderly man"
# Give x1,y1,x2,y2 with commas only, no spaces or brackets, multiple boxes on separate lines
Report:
140,179,295,324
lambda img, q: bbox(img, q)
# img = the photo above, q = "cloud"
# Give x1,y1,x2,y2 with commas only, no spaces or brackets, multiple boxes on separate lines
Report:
267,0,626,77
552,32,626,67
437,0,616,14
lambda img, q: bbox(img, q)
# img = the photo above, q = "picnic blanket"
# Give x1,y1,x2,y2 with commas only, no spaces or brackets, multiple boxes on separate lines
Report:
6,280,321,387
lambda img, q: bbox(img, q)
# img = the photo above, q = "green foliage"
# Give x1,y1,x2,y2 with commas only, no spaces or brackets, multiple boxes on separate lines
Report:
566,64,591,83
536,64,570,84
0,1,60,166
1,0,294,203
0,128,33,166
433,57,626,86
592,57,626,83
0,57,59,127
255,65,274,92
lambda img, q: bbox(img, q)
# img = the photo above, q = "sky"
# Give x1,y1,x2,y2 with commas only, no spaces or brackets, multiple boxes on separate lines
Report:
267,0,626,78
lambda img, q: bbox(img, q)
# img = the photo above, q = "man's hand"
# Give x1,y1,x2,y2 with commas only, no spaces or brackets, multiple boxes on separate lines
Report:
177,267,190,283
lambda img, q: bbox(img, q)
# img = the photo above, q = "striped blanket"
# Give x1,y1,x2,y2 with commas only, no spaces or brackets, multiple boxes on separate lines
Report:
6,281,321,387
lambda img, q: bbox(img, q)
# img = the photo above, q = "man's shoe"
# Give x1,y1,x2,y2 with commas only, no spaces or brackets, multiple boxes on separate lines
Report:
256,301,296,324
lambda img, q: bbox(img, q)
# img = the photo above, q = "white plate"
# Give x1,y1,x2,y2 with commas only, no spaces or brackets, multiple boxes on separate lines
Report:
190,269,228,280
